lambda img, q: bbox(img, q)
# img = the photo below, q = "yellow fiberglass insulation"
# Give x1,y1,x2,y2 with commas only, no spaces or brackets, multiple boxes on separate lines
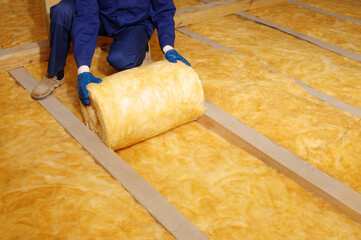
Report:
81,60,205,150
0,0,47,48
296,0,361,20
0,72,174,239
188,15,361,109
119,122,361,239
23,35,361,238
173,0,203,9
248,2,361,54
169,32,361,193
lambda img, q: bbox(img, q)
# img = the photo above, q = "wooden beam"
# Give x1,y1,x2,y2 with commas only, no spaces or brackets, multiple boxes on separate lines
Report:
197,101,361,224
0,40,50,72
175,0,284,28
8,66,210,240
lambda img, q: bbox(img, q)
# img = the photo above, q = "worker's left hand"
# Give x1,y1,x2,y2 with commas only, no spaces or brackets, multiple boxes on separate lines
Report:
165,49,191,67
77,72,102,106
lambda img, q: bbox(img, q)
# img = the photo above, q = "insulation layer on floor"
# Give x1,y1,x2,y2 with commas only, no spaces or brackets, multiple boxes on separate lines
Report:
188,15,361,109
296,0,361,20
248,2,361,54
0,0,48,48
169,32,361,193
23,32,361,238
0,72,174,239
119,122,361,239
3,0,361,238
158,29,361,192
173,0,203,9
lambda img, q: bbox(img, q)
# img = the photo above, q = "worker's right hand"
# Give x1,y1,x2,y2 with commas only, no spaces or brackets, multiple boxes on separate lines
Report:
164,49,191,67
77,72,102,106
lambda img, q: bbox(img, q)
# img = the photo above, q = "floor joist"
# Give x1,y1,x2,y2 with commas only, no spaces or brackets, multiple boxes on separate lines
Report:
0,40,50,72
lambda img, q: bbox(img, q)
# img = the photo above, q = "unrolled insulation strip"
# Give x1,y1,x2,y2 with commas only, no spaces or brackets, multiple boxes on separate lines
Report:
199,101,361,224
177,27,361,119
235,11,361,63
176,27,361,223
286,0,361,25
8,66,210,240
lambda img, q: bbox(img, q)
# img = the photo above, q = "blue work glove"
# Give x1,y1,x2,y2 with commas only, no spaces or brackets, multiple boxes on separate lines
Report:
164,49,191,67
77,72,102,106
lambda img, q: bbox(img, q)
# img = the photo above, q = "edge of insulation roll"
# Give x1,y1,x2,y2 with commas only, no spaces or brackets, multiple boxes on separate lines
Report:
82,60,206,150
80,101,106,144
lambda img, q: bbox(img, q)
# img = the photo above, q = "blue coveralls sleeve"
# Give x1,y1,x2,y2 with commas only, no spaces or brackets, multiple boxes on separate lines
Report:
72,0,100,68
150,0,176,49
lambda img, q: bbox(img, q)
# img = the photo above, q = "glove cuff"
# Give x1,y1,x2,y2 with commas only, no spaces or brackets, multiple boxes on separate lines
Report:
162,45,174,54
78,65,90,75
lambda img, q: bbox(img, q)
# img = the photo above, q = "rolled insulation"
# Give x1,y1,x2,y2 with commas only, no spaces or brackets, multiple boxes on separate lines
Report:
81,60,206,150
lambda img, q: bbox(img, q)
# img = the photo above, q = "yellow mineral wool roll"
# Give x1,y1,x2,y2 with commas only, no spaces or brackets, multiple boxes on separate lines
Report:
81,60,206,150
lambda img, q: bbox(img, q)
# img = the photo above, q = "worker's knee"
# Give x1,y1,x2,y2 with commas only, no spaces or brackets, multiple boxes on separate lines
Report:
50,0,75,28
107,50,146,72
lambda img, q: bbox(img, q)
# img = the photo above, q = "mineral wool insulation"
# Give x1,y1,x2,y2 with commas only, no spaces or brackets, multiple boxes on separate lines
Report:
188,15,361,109
168,32,361,194
0,72,174,239
81,61,205,150
21,34,361,239
5,64,361,238
2,0,361,238
297,0,361,20
0,0,48,48
249,2,361,54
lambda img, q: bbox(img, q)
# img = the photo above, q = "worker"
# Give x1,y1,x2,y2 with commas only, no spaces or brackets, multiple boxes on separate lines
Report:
31,0,190,106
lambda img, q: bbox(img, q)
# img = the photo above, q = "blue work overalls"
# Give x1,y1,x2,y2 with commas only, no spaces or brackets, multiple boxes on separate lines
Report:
47,0,176,76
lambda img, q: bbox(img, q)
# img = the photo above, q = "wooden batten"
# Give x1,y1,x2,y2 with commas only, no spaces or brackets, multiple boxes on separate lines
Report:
0,40,50,72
